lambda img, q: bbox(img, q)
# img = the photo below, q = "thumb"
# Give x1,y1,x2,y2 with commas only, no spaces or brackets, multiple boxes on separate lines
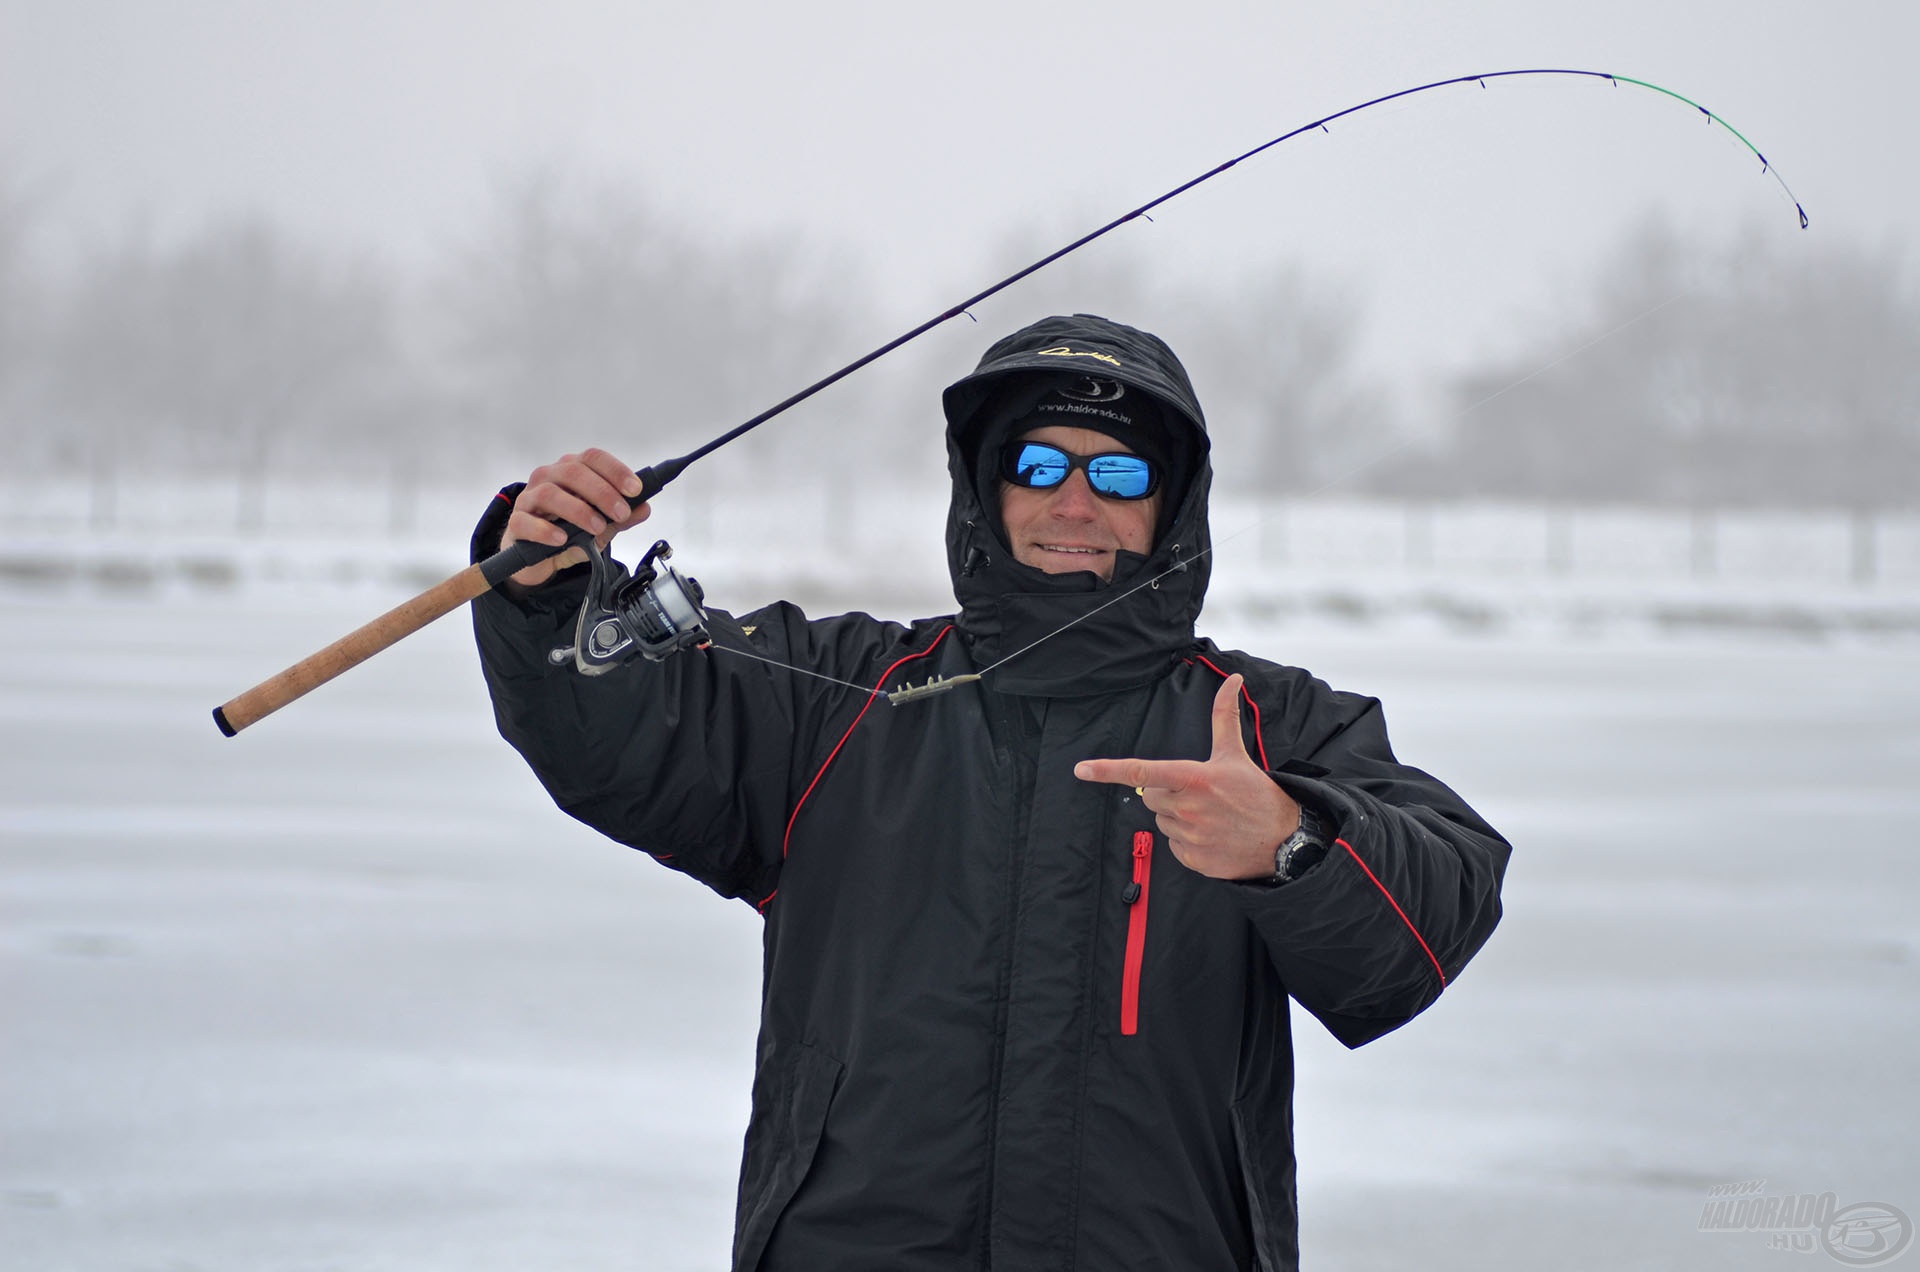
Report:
1210,673,1251,762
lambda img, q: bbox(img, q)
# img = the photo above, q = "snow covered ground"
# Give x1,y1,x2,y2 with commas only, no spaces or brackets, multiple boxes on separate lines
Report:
5,509,1919,1269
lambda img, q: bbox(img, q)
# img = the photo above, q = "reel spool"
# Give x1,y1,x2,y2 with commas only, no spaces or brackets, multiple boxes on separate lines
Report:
551,538,711,675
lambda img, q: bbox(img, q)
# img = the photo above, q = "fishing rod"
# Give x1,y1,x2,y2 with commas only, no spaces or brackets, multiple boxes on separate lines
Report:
212,67,1804,736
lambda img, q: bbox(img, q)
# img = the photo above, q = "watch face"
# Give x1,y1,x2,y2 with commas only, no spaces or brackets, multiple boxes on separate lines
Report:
1274,828,1308,880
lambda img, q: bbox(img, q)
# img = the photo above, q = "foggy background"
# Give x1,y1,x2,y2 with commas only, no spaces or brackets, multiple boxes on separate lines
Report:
4,0,1918,513
5,3,1919,1270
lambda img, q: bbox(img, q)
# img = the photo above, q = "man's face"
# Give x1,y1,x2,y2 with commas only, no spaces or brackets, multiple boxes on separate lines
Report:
998,425,1161,582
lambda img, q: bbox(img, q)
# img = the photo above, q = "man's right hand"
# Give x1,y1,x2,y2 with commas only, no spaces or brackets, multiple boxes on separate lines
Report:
500,448,653,589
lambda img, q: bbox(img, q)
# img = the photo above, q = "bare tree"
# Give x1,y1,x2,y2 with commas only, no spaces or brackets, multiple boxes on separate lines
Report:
45,219,402,524
0,168,50,470
435,174,865,482
1390,220,1920,507
1169,264,1387,494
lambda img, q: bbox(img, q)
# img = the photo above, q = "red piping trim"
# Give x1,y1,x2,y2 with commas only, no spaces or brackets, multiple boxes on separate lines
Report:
493,490,515,505
1336,837,1449,987
1192,655,1446,991
756,625,957,913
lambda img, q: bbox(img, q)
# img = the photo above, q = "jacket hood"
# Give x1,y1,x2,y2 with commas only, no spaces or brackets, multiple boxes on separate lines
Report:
942,314,1213,696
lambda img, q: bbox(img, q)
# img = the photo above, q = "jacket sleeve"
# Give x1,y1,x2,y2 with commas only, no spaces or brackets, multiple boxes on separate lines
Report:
468,489,895,907
1233,671,1510,1048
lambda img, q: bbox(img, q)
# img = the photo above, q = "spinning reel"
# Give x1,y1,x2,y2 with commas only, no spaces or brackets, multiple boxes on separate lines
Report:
550,536,712,675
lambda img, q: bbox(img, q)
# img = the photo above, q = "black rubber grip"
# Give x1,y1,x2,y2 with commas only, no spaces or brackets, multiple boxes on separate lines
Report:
478,536,560,589
635,465,665,503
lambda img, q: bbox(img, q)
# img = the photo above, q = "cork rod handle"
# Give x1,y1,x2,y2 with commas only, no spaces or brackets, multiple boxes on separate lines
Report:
211,545,587,736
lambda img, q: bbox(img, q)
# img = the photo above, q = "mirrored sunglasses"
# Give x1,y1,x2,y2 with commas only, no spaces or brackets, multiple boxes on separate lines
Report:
1001,441,1160,501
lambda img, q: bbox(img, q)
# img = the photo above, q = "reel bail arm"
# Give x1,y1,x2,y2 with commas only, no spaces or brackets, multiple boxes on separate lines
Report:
549,536,712,675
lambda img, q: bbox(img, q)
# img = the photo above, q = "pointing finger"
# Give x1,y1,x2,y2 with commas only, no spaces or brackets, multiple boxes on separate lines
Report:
1074,757,1201,791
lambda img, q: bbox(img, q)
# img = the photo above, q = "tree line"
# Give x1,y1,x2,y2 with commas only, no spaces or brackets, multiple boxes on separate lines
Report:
3,169,1914,511
1378,221,1920,509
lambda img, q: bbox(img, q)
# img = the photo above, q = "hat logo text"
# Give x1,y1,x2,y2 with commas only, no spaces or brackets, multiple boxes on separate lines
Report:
1037,346,1123,368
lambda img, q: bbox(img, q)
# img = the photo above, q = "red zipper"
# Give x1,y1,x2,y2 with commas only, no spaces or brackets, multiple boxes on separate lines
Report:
1121,830,1153,1036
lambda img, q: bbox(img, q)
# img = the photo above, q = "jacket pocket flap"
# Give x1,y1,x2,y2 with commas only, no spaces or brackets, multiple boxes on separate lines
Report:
734,1042,845,1271
1230,1098,1301,1272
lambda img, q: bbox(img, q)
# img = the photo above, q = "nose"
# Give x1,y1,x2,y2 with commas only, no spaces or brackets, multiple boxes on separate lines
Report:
1047,470,1101,519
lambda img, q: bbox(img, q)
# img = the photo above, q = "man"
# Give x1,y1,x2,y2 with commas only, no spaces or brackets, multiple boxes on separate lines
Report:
471,313,1508,1271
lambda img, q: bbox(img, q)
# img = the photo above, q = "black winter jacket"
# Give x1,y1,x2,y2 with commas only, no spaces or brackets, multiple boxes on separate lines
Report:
472,316,1508,1271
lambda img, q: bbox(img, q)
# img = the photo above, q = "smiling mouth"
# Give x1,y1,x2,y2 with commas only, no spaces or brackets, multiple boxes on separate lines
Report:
1036,544,1108,555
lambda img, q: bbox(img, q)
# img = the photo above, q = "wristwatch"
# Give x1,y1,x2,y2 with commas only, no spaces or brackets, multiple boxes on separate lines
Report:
1271,804,1329,885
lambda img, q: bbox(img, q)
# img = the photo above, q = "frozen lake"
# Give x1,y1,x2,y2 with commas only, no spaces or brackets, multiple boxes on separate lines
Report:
4,565,1917,1270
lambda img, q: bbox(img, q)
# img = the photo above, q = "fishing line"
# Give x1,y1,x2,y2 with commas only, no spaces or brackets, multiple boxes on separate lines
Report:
708,637,886,697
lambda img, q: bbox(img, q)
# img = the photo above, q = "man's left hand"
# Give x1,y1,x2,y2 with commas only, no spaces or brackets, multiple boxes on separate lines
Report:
1074,674,1297,881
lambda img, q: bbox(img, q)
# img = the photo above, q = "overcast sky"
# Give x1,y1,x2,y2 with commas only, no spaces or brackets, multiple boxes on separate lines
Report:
4,0,1913,406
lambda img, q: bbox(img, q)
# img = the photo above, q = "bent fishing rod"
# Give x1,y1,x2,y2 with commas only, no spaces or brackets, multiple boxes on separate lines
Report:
212,67,1804,736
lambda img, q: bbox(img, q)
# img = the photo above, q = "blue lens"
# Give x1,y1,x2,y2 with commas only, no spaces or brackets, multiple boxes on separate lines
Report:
1010,443,1071,488
1005,442,1157,501
1087,455,1152,499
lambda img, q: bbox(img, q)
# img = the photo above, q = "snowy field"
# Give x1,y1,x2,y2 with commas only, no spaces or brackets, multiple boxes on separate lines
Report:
5,513,1919,1270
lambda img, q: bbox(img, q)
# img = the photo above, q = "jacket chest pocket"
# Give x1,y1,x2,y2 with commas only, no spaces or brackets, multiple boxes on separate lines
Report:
1120,829,1154,1036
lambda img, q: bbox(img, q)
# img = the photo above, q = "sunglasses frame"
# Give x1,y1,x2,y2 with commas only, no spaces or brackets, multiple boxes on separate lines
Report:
1000,441,1161,501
